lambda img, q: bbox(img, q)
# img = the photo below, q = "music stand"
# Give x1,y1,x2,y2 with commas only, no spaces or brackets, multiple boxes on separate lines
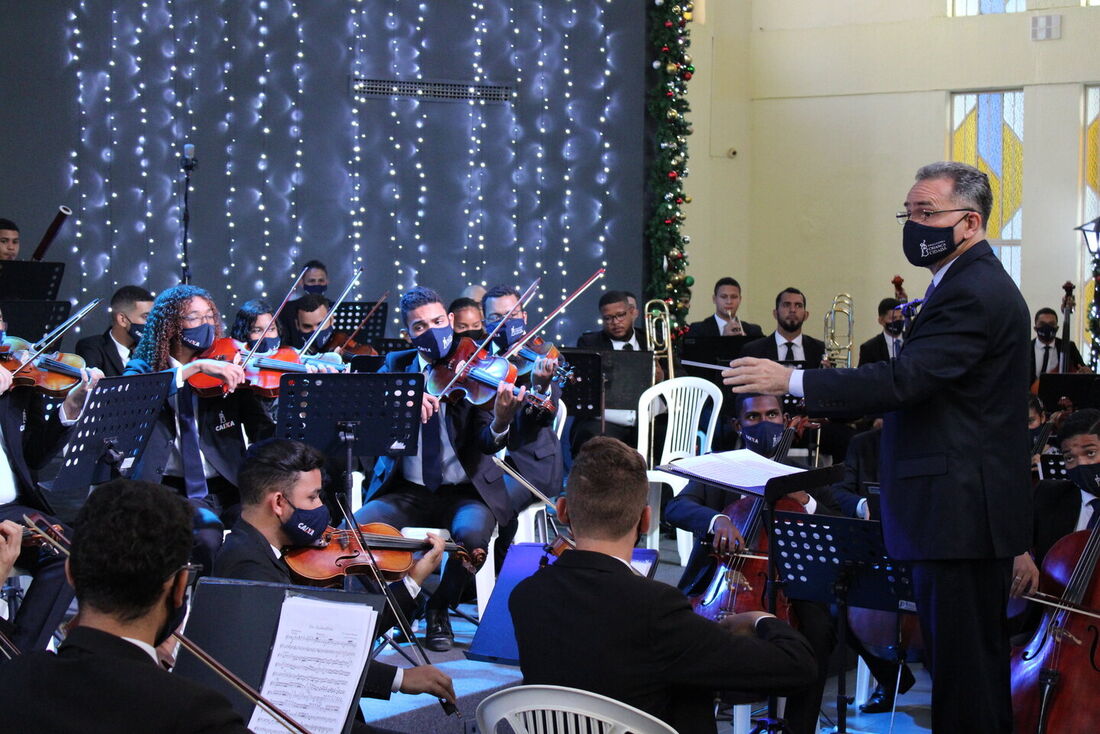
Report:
558,348,603,420
603,349,654,410
772,512,916,734
43,372,174,493
680,335,754,415
330,300,388,342
0,300,72,346
0,261,65,301
1037,373,1100,411
349,354,386,373
1039,454,1069,482
371,337,412,355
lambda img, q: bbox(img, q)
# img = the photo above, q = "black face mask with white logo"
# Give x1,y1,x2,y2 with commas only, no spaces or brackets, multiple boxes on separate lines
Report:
901,216,967,268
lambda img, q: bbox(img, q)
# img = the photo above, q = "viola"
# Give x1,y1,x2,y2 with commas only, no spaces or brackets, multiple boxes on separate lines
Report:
1011,521,1100,734
427,336,556,417
283,522,477,586
187,338,344,399
0,334,89,398
507,335,574,386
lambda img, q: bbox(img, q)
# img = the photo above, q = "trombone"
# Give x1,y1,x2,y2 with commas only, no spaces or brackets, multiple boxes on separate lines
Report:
644,299,674,384
823,293,854,368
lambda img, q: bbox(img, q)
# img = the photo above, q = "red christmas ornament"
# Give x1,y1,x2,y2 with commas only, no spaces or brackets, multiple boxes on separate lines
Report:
661,45,670,52
664,219,673,224
683,72,693,80
664,20,673,27
668,171,678,179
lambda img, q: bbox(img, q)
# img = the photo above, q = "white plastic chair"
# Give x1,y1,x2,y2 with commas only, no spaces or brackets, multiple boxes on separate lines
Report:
635,376,723,551
477,684,677,734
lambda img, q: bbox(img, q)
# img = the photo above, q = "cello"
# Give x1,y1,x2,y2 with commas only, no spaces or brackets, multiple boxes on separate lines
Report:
1031,282,1076,394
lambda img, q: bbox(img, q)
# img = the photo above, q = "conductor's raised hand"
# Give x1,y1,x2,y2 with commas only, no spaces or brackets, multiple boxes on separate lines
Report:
722,357,793,396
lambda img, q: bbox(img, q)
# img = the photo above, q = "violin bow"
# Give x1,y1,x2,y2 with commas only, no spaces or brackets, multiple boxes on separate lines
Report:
337,290,389,352
21,517,313,734
436,277,541,396
299,267,363,356
239,266,310,368
329,496,460,718
502,268,605,360
14,298,102,373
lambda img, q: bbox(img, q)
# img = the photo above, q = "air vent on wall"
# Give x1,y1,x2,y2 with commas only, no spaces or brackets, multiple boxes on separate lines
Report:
350,77,513,104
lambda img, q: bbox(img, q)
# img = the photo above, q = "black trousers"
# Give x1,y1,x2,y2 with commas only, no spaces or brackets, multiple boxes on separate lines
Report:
912,557,1014,733
0,503,74,652
355,480,496,611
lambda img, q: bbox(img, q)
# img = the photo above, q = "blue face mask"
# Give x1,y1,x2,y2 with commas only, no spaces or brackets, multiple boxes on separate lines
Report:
280,499,331,547
411,325,455,361
125,319,145,344
486,318,527,352
740,421,786,457
154,578,189,648
302,327,333,352
180,323,215,352
303,284,327,296
250,335,280,353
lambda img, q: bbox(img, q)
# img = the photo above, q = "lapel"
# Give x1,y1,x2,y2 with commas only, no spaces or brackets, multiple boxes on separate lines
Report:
906,240,992,339
101,330,126,375
237,518,291,578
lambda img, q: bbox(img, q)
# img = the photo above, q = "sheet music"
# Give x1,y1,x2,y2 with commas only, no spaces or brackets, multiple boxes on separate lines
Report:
662,449,803,492
248,594,377,734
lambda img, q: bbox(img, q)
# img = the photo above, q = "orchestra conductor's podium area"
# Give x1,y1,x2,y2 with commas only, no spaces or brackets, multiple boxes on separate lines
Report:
358,535,934,734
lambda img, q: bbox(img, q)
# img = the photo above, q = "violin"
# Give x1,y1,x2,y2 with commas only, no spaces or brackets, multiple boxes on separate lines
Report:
20,513,65,552
283,522,478,587
0,334,90,398
506,335,574,386
690,416,817,623
326,292,388,359
427,336,556,417
187,338,346,399
1010,521,1100,733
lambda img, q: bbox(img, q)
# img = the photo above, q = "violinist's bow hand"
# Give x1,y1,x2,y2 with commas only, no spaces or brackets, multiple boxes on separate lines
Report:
63,367,105,420
193,358,247,392
0,366,12,395
0,520,22,585
491,381,524,432
399,664,457,704
408,532,446,586
719,611,776,637
1011,552,1039,599
420,393,440,424
722,358,793,396
710,516,746,555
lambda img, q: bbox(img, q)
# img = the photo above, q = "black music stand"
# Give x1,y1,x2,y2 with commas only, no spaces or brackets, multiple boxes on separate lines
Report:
350,354,386,373
371,337,412,355
1039,454,1069,482
0,301,72,346
558,348,603,420
330,300,388,342
42,372,174,493
772,512,916,734
681,335,754,416
0,261,65,301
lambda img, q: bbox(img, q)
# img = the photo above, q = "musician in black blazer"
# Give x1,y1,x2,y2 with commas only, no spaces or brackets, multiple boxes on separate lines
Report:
510,437,817,734
74,285,154,377
726,162,1031,732
857,298,904,366
213,439,456,709
0,479,250,733
354,286,522,651
740,288,826,367
0,360,100,652
1029,307,1088,384
685,277,764,338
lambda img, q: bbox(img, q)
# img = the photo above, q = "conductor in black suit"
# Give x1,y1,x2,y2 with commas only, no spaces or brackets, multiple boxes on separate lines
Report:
1029,306,1089,384
510,437,816,734
212,438,456,713
74,285,154,377
741,287,826,368
0,479,250,732
725,161,1032,732
857,298,904,366
685,277,765,338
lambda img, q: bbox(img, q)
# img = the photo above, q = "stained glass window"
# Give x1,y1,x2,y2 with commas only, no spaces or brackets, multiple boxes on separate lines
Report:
951,91,1024,283
1086,87,1100,226
953,0,1026,15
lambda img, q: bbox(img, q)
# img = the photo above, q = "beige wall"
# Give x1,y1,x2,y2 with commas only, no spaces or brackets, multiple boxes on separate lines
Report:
684,0,1100,347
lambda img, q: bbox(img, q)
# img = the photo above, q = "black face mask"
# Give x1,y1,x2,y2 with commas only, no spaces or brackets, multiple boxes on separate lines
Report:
124,318,145,345
1069,463,1100,498
901,216,967,268
154,571,189,647
1028,425,1045,449
883,320,905,337
454,328,487,342
1035,325,1057,342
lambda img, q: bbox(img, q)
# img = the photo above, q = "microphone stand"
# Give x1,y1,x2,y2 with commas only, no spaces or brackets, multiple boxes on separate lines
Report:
179,153,197,285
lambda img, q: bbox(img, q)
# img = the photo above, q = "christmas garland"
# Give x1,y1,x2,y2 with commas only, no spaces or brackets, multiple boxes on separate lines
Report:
645,0,695,336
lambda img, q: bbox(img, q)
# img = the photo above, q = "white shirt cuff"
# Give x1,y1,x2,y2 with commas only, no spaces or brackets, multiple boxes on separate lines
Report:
391,666,404,693
753,613,777,629
802,494,817,516
402,575,421,598
856,497,869,519
59,391,92,425
174,366,186,390
707,514,730,534
787,369,805,398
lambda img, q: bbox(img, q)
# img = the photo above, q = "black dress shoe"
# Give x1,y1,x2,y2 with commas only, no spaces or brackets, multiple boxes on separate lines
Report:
859,665,916,714
425,609,453,652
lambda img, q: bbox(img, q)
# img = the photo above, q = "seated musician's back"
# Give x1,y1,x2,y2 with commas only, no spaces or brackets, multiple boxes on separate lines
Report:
509,437,817,734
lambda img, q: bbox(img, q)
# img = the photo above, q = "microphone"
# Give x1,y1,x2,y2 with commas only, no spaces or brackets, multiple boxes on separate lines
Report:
180,143,198,172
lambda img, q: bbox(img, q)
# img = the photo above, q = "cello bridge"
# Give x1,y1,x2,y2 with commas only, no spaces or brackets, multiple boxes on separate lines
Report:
1052,626,1082,646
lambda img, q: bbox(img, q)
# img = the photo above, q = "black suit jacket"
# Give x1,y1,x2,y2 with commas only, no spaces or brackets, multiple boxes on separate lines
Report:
802,241,1032,561
686,316,764,339
212,518,413,700
741,332,826,367
857,333,894,366
509,550,817,734
575,326,645,350
503,381,564,504
0,626,249,733
1029,337,1085,384
75,329,127,377
123,358,275,487
366,349,509,523
0,390,71,513
1031,480,1085,565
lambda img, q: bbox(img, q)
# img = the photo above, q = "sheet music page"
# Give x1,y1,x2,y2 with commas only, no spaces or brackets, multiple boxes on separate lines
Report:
248,594,378,734
664,449,803,490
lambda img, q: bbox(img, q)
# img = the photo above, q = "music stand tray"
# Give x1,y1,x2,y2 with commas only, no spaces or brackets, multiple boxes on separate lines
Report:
275,373,423,458
558,348,603,420
44,372,174,493
0,261,65,301
330,300,388,342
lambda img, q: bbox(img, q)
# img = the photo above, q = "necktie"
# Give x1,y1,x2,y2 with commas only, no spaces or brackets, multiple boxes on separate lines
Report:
1040,345,1051,375
924,281,936,301
175,384,208,501
784,341,795,362
1087,498,1100,531
622,343,634,351
421,408,443,491
892,339,900,359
